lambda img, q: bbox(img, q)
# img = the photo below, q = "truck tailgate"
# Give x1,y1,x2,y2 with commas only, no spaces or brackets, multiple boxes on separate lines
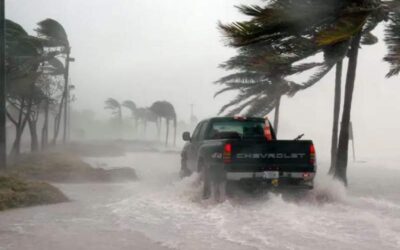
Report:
225,140,315,173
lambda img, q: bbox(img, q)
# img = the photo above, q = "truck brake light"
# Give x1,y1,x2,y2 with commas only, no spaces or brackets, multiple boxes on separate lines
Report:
233,115,247,120
309,144,316,165
223,143,232,164
303,172,315,181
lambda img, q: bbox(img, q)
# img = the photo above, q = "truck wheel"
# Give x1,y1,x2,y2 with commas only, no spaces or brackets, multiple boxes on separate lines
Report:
225,181,237,197
179,156,192,178
200,162,228,202
179,165,192,178
200,161,211,199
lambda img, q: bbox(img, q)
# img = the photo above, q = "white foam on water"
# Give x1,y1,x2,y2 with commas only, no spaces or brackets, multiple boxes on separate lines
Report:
86,153,400,250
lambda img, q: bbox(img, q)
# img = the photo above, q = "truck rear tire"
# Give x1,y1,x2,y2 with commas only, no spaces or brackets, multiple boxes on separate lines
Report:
200,161,227,202
180,156,192,178
200,161,211,199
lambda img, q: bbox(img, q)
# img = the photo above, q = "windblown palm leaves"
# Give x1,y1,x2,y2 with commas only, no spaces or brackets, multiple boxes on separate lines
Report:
104,98,121,116
6,20,43,80
122,100,137,116
217,0,399,118
42,57,65,76
35,18,69,49
384,9,400,77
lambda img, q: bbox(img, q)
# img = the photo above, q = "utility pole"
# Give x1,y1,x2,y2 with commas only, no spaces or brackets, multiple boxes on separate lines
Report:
62,51,74,144
190,104,194,122
0,0,6,168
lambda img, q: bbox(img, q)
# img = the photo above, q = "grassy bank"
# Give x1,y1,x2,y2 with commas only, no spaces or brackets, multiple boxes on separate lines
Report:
6,152,137,183
0,175,68,211
0,152,137,211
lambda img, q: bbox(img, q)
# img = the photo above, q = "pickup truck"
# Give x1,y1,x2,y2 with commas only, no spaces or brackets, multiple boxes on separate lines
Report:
180,116,316,201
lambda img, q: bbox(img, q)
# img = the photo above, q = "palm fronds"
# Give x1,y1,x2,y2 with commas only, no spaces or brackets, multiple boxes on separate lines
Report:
122,100,137,112
35,18,69,48
384,11,400,77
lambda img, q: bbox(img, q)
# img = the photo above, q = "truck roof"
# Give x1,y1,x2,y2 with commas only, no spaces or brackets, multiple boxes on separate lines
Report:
205,117,266,123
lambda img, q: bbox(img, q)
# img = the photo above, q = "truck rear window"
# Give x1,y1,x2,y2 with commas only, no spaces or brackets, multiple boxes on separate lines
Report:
207,120,267,139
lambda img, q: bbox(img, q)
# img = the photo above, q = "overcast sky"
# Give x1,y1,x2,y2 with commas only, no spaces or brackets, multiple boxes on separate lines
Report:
6,0,400,159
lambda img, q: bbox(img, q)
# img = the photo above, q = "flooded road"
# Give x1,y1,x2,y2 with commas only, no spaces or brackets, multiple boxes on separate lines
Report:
1,152,400,250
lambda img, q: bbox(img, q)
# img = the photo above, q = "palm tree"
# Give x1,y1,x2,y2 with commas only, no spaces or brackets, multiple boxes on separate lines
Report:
5,19,50,157
329,61,343,174
150,101,177,146
39,58,65,149
122,100,136,116
104,98,122,125
215,71,291,129
216,44,323,134
219,0,394,184
334,32,363,184
36,18,71,145
122,100,137,135
133,107,159,136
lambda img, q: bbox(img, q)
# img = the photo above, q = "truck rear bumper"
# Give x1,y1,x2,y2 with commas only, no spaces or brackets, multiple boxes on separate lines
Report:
226,172,314,189
226,171,313,180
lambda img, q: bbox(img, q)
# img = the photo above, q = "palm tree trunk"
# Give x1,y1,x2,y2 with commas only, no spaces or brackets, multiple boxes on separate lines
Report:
62,50,70,144
165,118,169,147
28,117,39,152
118,107,122,138
10,128,22,159
52,94,65,145
157,117,161,141
334,32,362,185
10,101,30,159
41,100,49,150
173,117,177,146
329,61,343,175
273,96,281,136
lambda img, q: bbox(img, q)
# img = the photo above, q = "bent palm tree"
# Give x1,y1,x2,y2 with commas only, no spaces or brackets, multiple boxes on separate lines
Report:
105,98,122,126
5,20,53,156
150,101,177,146
219,0,393,184
122,100,136,117
36,18,71,144
134,107,159,136
122,100,137,134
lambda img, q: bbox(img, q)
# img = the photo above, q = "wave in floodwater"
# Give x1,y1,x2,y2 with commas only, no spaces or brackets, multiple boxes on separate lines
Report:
85,153,400,250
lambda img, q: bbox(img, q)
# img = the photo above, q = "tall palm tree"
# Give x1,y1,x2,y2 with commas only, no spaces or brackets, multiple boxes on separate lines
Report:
329,61,343,174
39,58,65,149
219,0,393,184
36,18,71,145
150,101,177,146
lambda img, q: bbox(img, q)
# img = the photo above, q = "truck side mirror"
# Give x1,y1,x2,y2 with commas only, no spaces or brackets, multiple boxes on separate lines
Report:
182,132,191,141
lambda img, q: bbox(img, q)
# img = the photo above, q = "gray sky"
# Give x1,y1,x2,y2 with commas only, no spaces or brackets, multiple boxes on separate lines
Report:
6,0,400,159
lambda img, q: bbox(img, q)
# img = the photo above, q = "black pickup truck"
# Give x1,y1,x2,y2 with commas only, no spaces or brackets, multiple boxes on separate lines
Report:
181,116,316,201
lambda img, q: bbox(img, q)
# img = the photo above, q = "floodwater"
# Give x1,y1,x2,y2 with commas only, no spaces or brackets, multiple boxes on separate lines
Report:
1,152,400,250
